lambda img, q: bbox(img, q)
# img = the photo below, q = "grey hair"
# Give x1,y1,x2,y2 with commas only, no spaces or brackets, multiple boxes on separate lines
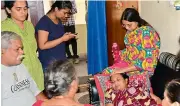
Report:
1,31,22,49
44,60,77,99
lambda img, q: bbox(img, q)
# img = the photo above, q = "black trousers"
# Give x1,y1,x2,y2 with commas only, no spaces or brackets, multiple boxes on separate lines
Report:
64,25,78,58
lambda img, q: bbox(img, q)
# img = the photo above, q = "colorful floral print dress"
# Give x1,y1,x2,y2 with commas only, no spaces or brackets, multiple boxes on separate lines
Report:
103,26,160,106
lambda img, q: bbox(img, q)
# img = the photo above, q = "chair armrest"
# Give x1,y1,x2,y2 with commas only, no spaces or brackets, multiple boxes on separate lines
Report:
88,78,100,105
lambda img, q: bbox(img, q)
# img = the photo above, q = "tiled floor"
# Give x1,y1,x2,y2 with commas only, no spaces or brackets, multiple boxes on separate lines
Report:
73,57,88,77
74,91,89,103
73,56,90,103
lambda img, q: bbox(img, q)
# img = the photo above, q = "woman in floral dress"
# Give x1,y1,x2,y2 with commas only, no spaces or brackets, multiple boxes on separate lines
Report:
103,8,161,106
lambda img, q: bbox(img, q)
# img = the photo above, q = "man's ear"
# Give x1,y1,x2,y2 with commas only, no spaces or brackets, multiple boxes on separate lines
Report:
70,80,76,87
171,102,180,106
70,80,78,91
68,80,78,98
5,7,11,14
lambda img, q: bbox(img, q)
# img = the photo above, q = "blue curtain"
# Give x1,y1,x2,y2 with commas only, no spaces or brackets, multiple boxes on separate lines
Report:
87,1,108,75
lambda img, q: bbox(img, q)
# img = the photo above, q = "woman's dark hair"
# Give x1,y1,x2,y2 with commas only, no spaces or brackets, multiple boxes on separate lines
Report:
120,73,129,80
165,78,180,103
110,73,129,81
120,8,149,27
4,1,28,18
44,60,76,99
48,1,72,14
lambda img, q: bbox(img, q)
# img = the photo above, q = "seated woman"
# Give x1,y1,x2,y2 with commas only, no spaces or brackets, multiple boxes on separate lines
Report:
105,73,160,106
33,60,91,106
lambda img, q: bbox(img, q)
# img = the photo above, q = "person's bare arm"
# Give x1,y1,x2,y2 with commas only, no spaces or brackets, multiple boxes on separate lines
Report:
150,93,162,104
105,103,113,106
38,30,76,50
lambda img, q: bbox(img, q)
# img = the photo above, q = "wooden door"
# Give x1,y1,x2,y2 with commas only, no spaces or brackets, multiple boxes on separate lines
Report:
106,1,138,65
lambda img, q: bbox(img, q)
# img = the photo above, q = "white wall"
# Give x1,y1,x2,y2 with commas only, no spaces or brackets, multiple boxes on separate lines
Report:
140,1,180,55
74,0,86,24
43,0,52,14
74,0,87,54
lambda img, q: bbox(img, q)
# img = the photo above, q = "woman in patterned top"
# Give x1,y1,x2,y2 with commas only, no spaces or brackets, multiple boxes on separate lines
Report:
103,8,161,105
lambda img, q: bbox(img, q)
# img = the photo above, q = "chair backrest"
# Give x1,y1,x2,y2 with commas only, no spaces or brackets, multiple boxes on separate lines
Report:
151,52,180,99
159,52,180,71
